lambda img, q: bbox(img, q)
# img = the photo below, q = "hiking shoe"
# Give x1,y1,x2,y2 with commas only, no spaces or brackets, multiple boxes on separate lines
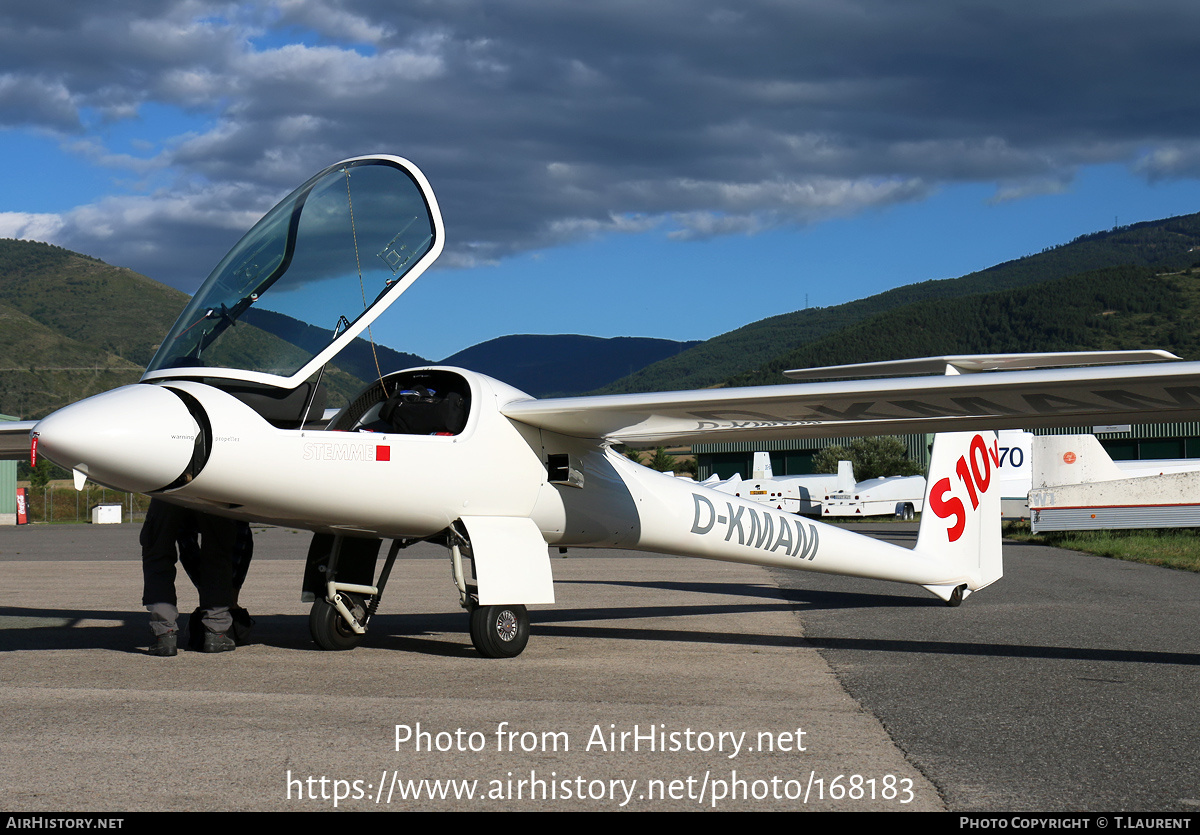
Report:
149,632,178,657
202,631,236,653
230,606,255,646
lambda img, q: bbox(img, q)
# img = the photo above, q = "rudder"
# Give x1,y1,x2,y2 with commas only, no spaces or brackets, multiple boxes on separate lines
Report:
915,431,1003,603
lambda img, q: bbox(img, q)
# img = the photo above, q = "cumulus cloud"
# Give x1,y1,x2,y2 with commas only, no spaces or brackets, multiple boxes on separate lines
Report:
1135,144,1200,180
2,0,1200,288
273,0,395,45
0,74,79,131
0,212,66,242
988,175,1075,205
49,183,281,285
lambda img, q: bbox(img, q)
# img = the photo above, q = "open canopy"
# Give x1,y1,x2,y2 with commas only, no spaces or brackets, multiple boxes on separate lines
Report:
144,155,444,388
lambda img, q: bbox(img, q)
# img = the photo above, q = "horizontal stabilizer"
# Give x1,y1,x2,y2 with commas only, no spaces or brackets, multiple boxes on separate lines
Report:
783,350,1178,381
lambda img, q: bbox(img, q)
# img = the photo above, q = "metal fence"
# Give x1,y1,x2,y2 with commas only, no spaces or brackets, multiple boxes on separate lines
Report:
22,484,151,524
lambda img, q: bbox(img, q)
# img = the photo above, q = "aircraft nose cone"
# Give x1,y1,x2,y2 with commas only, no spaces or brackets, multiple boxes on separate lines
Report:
34,384,201,493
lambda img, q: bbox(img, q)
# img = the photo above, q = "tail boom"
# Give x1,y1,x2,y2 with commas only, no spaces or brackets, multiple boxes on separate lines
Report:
608,433,1002,599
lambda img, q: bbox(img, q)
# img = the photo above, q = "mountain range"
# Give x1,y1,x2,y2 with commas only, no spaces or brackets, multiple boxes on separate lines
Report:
2,209,1199,419
0,238,697,417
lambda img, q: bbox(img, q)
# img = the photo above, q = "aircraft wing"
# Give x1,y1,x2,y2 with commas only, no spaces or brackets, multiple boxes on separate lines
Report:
500,358,1200,445
0,421,36,461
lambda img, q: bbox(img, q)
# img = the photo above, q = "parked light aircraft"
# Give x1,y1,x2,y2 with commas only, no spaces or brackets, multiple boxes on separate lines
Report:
9,154,1200,657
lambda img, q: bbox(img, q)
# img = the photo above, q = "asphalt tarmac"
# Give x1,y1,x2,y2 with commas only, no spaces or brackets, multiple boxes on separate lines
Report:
0,522,1195,812
775,523,1200,813
0,523,936,812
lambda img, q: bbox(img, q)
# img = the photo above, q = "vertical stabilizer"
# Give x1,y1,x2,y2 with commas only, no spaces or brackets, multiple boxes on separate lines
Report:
1032,434,1124,488
751,451,773,479
836,460,855,492
915,431,1003,603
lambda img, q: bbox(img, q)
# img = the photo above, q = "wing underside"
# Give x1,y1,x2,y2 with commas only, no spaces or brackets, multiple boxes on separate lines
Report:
500,358,1200,445
0,421,36,461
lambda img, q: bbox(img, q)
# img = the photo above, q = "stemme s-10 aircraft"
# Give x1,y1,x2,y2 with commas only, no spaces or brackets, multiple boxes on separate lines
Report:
6,154,1200,658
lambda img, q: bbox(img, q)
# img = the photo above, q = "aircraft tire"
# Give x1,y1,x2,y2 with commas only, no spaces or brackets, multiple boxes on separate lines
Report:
309,598,364,651
946,584,966,608
469,604,529,658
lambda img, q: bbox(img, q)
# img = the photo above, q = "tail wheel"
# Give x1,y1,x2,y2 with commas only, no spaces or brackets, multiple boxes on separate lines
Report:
469,604,530,658
309,595,365,651
946,584,967,608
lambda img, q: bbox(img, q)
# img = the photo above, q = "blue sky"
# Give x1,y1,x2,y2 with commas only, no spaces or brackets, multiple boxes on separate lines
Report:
3,2,1200,361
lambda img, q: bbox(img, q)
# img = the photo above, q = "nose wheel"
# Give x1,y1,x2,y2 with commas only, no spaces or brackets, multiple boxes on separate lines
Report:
469,603,530,658
309,594,366,651
304,535,404,651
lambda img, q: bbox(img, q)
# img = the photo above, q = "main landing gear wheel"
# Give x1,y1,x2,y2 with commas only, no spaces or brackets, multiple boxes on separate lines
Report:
946,584,967,608
309,595,365,651
469,604,530,658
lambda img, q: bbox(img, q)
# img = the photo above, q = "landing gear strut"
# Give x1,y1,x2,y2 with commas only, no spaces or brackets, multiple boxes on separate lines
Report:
303,525,534,658
309,594,366,651
305,535,403,651
449,524,531,658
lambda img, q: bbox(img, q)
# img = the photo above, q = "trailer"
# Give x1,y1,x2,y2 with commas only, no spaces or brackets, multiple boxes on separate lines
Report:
821,474,926,519
706,453,853,516
1029,434,1200,532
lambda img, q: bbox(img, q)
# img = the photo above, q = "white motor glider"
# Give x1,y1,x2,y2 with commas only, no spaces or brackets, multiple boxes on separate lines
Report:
9,155,1200,657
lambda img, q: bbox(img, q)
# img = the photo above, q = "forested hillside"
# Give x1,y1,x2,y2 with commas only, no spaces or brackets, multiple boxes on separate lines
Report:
599,212,1200,394
0,240,179,417
727,265,1200,387
0,238,189,366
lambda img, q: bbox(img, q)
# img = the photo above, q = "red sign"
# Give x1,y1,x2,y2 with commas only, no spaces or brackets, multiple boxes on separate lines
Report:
15,487,27,525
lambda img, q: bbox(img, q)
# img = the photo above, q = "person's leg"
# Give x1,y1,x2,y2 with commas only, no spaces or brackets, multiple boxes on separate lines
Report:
140,500,184,656
227,521,256,644
194,512,237,652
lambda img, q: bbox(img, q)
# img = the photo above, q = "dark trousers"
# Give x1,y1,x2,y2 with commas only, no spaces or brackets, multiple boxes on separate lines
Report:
141,500,251,632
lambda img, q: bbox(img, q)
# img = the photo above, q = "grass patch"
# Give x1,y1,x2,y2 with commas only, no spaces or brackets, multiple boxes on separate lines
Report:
1002,521,1200,572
